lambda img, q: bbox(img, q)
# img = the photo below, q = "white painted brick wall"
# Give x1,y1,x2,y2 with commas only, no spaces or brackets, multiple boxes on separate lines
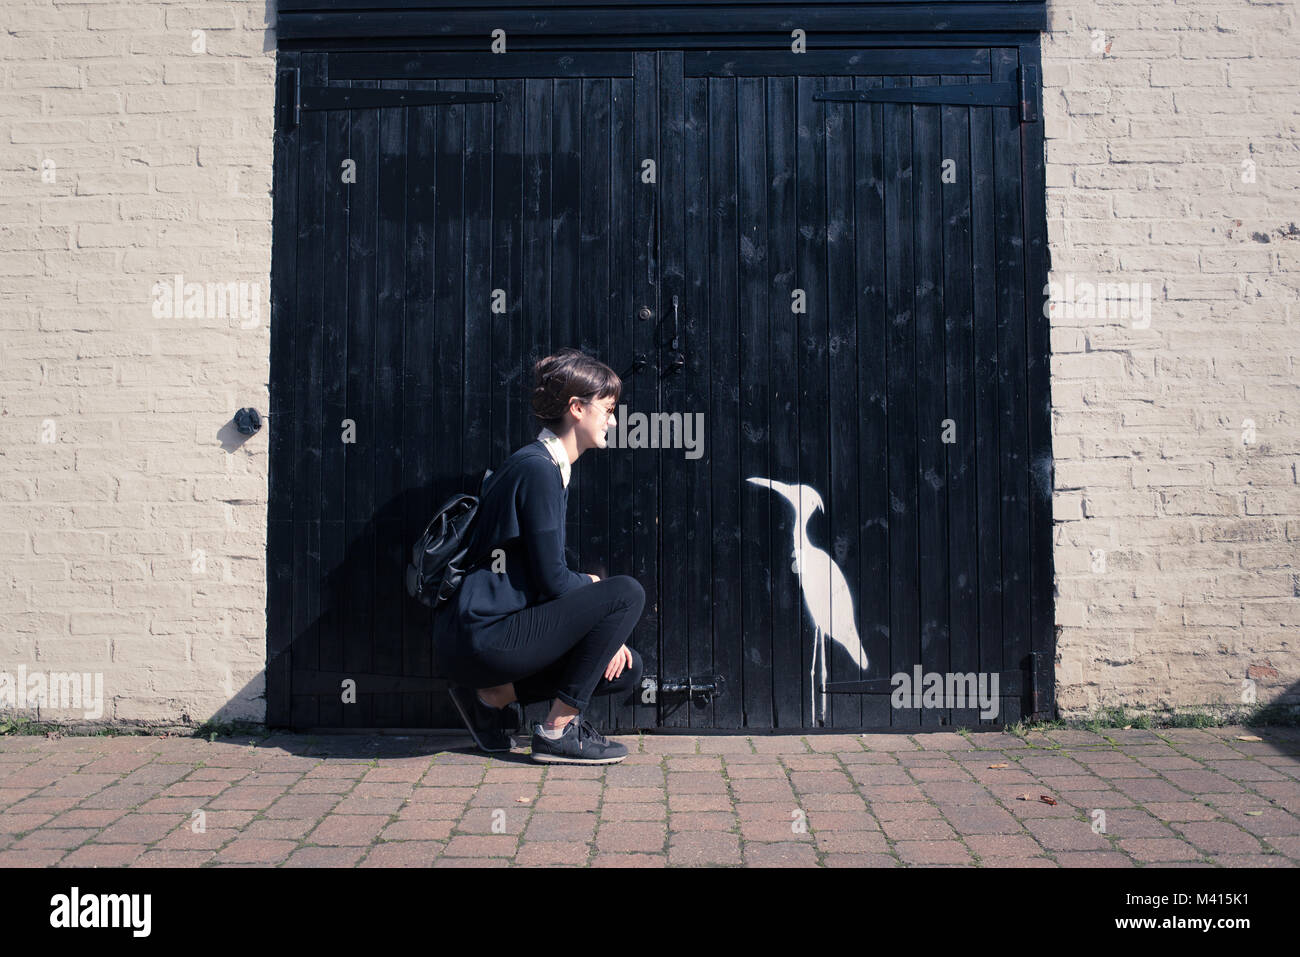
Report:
1045,0,1299,718
0,0,1295,727
1,1,272,725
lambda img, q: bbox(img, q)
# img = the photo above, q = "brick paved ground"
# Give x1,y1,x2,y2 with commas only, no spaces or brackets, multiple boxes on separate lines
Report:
0,725,1296,867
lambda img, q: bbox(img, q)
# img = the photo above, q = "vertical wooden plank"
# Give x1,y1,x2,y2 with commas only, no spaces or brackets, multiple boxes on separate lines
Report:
992,49,1030,725
682,74,714,727
343,79,378,710
608,70,644,728
1020,39,1056,720
609,71,641,731
578,76,615,725
940,73,981,727
707,75,743,729
630,52,659,726
267,52,300,728
795,74,831,728
737,74,772,728
290,51,327,731
456,78,495,728
405,77,465,727
883,77,919,729
522,76,552,425
369,75,409,729
316,80,351,729
823,74,863,728
658,51,690,729
911,75,950,728
551,76,583,637
854,75,891,729
463,81,495,491
389,78,435,727
552,76,581,357
969,74,1005,711
766,73,799,727
489,78,524,474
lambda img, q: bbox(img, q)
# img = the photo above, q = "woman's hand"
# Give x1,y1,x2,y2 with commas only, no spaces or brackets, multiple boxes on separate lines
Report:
604,644,632,681
588,573,600,583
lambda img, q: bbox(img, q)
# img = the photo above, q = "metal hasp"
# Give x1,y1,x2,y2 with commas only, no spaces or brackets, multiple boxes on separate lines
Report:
655,674,726,702
814,67,1040,122
276,66,502,130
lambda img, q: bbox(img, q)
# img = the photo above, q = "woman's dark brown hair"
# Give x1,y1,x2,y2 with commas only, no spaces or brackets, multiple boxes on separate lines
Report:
531,348,621,430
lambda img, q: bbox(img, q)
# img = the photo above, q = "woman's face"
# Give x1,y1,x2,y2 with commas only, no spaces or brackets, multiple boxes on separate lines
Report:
573,394,617,452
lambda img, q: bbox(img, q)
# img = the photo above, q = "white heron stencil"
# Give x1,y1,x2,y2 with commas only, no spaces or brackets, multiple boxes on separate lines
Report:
747,477,867,725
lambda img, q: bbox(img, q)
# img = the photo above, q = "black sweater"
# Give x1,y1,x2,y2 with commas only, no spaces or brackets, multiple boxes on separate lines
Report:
445,440,590,645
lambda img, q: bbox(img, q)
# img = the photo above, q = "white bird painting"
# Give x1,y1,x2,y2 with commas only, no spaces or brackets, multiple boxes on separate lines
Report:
747,477,867,725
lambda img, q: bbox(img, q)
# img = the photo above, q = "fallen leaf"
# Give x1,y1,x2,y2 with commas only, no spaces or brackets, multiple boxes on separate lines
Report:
1123,725,1132,730
988,763,1009,769
1039,795,1058,806
515,797,531,804
1244,811,1263,817
1017,793,1035,801
1236,735,1262,742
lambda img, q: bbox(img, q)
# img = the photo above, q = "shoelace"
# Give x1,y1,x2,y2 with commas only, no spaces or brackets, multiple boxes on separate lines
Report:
576,716,608,750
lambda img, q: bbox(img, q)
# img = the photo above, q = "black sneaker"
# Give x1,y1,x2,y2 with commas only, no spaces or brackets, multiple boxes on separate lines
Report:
529,715,628,765
447,686,514,753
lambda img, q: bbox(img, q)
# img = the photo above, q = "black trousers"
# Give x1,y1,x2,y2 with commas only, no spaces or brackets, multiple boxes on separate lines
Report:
436,575,645,713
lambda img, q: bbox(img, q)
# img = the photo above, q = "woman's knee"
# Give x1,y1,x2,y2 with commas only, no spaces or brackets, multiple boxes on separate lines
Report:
601,574,645,611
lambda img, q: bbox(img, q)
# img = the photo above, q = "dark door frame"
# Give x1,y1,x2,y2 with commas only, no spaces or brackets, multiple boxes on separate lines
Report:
267,1,1054,730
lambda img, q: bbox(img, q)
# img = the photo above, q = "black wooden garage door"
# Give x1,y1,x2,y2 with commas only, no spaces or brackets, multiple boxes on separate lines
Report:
268,26,1052,732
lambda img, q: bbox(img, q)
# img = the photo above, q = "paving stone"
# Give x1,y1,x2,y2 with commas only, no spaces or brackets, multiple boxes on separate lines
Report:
872,801,943,821
513,841,592,866
882,818,958,842
893,840,973,865
823,852,900,866
1173,821,1265,854
596,821,666,853
600,802,666,822
287,845,370,867
806,810,879,831
524,812,597,843
132,850,216,867
965,834,1044,858
96,813,187,844
743,842,819,866
667,830,741,865
668,791,732,812
590,853,667,867
940,805,1025,835
1051,851,1135,867
212,839,297,864
1022,818,1112,851
307,814,390,846
814,830,890,854
441,835,517,857
1119,838,1204,861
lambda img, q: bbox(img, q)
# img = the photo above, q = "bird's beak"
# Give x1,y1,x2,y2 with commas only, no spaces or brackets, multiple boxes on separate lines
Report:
746,477,772,490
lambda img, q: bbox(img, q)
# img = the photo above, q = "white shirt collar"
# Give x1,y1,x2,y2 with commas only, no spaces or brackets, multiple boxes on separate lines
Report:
537,428,571,488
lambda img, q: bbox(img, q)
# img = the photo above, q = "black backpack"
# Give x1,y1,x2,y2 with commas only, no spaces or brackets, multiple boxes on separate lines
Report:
404,469,494,608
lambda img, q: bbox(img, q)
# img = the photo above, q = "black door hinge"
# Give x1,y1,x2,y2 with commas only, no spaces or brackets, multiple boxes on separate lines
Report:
1018,64,1040,123
276,65,503,132
276,65,300,133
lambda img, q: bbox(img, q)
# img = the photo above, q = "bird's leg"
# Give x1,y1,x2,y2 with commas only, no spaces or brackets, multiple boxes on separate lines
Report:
809,628,817,726
812,627,822,726
819,631,829,727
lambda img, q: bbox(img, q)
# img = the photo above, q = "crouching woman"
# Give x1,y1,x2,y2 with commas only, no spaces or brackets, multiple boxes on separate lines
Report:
433,348,645,764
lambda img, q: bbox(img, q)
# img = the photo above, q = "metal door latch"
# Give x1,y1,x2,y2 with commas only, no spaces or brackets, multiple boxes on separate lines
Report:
653,674,726,701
